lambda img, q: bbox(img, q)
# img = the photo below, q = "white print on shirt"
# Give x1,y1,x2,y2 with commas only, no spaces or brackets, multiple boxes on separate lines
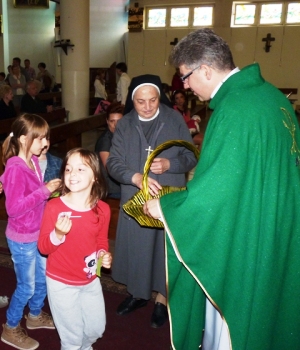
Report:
83,252,97,279
58,212,72,219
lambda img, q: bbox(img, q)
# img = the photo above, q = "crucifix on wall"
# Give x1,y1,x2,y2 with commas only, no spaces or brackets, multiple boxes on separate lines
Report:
170,38,178,46
262,33,275,52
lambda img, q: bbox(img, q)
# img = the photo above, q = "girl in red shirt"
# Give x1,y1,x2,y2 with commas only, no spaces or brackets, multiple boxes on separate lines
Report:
38,148,112,350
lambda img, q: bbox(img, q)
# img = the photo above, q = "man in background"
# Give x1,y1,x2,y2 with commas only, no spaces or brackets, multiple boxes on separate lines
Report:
24,59,36,81
116,62,131,106
21,81,53,114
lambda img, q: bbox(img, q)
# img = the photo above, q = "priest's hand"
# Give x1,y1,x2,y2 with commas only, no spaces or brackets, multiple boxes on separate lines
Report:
143,199,161,219
150,158,170,174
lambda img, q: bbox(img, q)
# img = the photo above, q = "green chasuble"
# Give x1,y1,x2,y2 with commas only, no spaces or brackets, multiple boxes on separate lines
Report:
160,64,300,350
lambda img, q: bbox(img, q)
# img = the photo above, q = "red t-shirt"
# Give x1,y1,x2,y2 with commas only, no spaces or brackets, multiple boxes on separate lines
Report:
38,197,110,286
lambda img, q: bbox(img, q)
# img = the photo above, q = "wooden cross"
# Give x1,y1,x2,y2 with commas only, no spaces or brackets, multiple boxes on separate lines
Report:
262,33,275,53
145,146,154,157
170,38,178,46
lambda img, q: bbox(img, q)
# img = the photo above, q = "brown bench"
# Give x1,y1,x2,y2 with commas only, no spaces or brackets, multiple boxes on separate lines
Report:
38,91,62,107
37,107,68,126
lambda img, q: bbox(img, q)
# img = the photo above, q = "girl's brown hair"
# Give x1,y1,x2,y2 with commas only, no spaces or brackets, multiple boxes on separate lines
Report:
59,148,107,208
2,114,50,166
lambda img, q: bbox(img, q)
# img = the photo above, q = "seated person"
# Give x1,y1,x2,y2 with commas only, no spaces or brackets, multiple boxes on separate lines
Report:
21,80,53,114
0,85,16,120
0,85,17,140
95,102,123,198
0,72,7,86
38,139,62,182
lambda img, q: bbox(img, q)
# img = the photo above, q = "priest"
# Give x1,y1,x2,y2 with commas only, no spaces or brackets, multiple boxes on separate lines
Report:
143,28,300,349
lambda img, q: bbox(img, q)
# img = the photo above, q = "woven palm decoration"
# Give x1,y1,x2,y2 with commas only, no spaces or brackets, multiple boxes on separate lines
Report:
123,140,200,228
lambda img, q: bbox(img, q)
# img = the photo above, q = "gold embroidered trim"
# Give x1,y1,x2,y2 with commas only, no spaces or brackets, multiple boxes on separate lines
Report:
282,107,300,158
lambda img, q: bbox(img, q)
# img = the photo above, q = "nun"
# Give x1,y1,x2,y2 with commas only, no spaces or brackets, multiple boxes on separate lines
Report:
106,74,197,328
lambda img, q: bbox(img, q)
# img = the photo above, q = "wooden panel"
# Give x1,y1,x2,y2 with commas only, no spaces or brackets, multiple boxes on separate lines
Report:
278,88,298,96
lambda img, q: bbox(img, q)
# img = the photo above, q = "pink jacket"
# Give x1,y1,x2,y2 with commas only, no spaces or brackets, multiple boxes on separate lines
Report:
0,156,50,243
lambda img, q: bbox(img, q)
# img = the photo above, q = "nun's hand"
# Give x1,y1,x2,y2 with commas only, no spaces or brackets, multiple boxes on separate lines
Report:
150,158,170,174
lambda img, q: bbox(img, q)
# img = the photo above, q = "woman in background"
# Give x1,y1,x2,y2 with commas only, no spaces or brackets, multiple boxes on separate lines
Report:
0,85,16,120
94,69,107,106
8,66,26,110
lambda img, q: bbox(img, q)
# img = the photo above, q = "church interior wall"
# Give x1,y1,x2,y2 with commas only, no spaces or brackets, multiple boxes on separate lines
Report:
128,0,300,102
0,0,299,102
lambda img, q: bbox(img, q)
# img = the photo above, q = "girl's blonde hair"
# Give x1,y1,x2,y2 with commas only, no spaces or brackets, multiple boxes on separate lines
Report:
58,148,107,208
2,114,50,165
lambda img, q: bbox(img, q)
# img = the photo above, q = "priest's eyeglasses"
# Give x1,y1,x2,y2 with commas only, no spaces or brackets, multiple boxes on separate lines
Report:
180,65,201,82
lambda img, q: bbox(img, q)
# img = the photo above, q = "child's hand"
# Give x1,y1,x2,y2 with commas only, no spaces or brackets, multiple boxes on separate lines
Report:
55,216,72,240
99,251,112,269
0,182,3,194
46,179,61,193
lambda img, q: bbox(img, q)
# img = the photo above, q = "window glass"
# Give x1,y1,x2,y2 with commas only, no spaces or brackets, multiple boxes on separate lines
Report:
235,4,256,24
170,8,189,27
148,8,166,27
286,2,300,23
194,6,213,26
260,3,283,24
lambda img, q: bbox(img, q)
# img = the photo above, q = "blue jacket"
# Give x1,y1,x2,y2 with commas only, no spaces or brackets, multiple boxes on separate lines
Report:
44,152,63,182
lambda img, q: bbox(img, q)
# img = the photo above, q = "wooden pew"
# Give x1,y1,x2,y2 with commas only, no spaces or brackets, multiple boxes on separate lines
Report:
37,108,68,126
0,108,68,138
37,91,62,107
278,88,298,96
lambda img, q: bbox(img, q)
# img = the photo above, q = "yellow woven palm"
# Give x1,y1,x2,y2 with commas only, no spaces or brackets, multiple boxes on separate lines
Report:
123,140,200,228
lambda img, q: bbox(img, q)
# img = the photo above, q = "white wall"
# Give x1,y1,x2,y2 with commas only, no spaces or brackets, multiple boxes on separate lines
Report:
90,0,128,68
127,0,300,101
1,0,56,76
0,0,128,80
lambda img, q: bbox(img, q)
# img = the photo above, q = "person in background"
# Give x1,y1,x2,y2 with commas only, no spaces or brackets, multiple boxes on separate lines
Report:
107,74,197,329
21,80,53,114
24,59,36,81
5,66,13,85
9,65,26,110
143,28,300,350
38,148,112,350
116,62,131,106
0,72,7,86
0,85,16,120
0,85,17,141
0,114,61,350
37,62,55,90
95,102,123,198
172,89,201,134
12,57,30,82
0,296,9,309
171,67,184,92
38,139,62,183
94,69,108,106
